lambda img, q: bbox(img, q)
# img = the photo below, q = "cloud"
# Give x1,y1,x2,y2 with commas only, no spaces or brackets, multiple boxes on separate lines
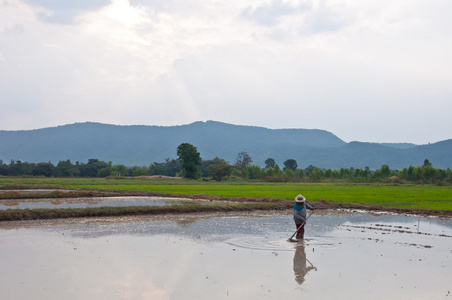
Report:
304,6,348,33
0,0,451,144
241,0,306,27
240,0,348,36
3,24,25,35
22,0,111,24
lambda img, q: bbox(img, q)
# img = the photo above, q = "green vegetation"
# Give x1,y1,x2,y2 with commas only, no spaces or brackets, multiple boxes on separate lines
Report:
2,136,451,223
1,156,450,185
207,159,233,182
81,183,452,211
177,143,202,179
235,151,253,179
1,177,451,212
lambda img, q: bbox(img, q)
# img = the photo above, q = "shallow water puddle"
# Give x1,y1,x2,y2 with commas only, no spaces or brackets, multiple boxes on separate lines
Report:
0,211,451,299
0,196,192,210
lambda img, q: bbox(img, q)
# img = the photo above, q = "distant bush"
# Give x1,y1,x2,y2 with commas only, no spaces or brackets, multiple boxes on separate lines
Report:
382,176,403,184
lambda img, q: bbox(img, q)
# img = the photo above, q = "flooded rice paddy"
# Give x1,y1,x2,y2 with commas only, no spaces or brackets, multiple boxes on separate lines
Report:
0,209,451,299
0,196,192,210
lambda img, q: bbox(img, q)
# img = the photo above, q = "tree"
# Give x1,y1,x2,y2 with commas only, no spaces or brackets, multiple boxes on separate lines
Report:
114,164,127,176
265,158,276,169
423,159,432,167
305,165,316,175
265,167,275,177
208,162,233,182
274,164,284,176
56,160,80,177
131,166,149,176
446,168,452,182
412,166,425,181
380,164,391,178
331,169,340,179
407,165,415,181
324,169,333,178
6,160,26,176
235,151,252,179
285,168,295,178
423,165,436,182
310,167,323,181
0,161,7,176
247,165,265,180
150,158,181,176
80,159,108,177
298,169,305,179
32,162,56,177
98,167,113,178
363,167,371,179
339,167,351,179
201,157,227,177
283,159,298,171
177,143,201,179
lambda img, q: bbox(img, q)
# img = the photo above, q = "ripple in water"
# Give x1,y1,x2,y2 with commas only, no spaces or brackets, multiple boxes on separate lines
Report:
225,235,335,251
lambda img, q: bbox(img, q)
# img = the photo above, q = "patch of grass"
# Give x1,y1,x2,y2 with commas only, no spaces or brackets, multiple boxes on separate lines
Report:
67,183,452,211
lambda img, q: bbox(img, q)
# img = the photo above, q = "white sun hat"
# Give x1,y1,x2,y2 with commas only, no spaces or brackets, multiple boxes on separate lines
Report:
295,194,306,203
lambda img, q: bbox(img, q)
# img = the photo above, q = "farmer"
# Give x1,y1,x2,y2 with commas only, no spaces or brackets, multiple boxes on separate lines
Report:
293,194,314,240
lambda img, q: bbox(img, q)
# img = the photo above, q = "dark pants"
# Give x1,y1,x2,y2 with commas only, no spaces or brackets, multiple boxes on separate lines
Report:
296,223,305,239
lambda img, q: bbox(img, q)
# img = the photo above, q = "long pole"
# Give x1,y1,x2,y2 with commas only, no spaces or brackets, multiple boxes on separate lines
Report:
288,210,314,241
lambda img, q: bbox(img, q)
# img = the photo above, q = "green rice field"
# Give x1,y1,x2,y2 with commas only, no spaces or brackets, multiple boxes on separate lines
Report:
1,177,451,211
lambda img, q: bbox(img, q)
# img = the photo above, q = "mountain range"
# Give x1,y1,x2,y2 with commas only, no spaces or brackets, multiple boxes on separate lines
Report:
0,121,451,169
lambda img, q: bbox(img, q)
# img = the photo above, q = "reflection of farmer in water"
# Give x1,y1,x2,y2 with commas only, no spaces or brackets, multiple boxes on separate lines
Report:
293,194,315,240
293,245,317,285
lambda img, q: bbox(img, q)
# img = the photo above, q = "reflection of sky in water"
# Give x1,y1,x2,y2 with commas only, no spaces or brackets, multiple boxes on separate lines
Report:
46,211,452,241
0,197,180,210
0,212,451,300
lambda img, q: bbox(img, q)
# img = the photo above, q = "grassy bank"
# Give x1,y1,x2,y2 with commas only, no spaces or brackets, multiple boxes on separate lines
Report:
85,184,451,210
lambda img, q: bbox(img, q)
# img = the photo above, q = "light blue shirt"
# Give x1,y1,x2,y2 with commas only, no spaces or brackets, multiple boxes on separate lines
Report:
293,202,313,224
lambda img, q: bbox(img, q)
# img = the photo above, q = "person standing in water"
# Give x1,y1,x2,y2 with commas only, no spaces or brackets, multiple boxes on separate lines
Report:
293,194,314,240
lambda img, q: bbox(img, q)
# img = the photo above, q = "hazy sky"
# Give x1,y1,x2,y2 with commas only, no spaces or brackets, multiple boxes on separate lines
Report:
1,0,451,144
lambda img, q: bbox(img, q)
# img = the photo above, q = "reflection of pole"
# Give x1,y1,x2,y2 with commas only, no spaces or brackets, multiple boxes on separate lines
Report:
306,257,317,271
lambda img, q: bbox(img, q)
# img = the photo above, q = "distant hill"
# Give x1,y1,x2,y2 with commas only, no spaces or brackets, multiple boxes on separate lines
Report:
380,143,417,149
0,121,451,169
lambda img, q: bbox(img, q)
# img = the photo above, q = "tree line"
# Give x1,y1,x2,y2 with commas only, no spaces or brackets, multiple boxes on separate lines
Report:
1,143,451,184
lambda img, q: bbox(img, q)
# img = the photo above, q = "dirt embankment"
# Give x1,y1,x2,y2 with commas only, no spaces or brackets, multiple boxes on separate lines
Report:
167,195,452,217
308,199,452,218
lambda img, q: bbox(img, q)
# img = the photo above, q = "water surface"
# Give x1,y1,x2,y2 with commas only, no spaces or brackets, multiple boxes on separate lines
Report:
0,211,450,299
0,196,192,210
